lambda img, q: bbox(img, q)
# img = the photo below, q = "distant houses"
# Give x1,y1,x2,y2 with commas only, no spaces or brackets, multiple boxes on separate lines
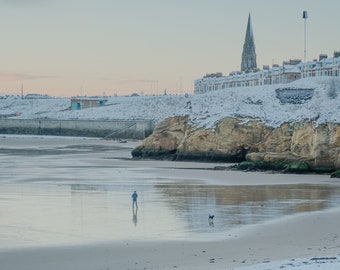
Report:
24,94,52,99
71,97,108,110
194,53,340,94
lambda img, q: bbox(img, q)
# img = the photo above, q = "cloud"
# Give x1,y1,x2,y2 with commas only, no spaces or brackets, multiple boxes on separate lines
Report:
0,72,55,81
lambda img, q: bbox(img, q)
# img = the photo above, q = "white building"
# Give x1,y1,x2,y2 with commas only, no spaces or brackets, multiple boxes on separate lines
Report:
194,54,340,94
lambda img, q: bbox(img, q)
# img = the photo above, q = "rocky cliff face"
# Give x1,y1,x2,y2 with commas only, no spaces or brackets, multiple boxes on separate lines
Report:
132,116,340,171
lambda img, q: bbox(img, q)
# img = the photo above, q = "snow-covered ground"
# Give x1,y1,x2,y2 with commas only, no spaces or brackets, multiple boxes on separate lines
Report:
1,77,339,128
235,257,340,270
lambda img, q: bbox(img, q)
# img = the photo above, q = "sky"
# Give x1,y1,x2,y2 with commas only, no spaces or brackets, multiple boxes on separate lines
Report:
0,0,339,97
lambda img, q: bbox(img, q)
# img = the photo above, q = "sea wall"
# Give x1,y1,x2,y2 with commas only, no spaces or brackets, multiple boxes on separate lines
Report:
0,119,154,139
132,116,340,172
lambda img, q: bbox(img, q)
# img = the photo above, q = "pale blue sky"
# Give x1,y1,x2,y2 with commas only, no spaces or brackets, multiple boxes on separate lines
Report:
0,0,339,96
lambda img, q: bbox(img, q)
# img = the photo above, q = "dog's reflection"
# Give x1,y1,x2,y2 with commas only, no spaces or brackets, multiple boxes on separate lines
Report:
208,214,214,226
132,206,138,226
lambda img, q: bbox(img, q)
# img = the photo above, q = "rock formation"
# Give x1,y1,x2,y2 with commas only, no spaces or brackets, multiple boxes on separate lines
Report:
132,116,340,172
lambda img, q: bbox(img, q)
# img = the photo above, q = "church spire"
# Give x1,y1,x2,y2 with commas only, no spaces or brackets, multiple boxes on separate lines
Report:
241,13,257,72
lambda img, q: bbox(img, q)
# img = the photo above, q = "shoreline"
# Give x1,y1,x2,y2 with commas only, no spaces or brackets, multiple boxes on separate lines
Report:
1,206,340,270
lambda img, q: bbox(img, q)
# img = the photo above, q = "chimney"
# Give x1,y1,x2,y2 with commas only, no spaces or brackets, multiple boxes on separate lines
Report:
319,54,328,61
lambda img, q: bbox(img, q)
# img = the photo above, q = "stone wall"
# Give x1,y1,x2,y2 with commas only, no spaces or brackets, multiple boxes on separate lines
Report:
0,119,154,139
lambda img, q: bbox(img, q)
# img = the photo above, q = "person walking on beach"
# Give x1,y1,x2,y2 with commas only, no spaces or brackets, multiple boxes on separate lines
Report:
132,191,138,208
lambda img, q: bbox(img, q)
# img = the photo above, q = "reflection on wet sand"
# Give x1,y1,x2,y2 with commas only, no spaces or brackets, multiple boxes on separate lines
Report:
68,182,340,234
132,206,138,226
154,184,340,232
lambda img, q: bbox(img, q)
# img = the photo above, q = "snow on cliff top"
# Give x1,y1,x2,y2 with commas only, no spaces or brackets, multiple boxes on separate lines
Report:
1,77,339,128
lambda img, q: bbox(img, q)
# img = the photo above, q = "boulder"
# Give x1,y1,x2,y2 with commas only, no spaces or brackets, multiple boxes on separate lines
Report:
131,116,189,159
176,118,272,162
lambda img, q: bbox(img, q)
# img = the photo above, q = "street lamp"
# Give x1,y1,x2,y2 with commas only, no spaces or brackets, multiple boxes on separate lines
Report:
303,11,308,62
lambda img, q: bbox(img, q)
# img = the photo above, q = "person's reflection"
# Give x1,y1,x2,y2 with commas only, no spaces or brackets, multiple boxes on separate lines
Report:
132,206,138,226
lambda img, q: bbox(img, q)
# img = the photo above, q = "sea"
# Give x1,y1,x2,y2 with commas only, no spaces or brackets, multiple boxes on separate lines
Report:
1,135,340,249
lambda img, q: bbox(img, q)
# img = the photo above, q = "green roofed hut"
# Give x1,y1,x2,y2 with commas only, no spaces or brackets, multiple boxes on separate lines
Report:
71,97,108,110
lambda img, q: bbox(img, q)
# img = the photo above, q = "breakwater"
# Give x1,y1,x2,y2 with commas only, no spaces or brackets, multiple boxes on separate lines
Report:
0,119,155,139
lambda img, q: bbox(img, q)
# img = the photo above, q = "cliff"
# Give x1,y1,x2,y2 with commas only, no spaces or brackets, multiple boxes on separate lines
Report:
132,116,340,173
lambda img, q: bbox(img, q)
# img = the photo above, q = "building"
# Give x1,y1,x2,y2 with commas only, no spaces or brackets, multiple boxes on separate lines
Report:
194,54,340,94
194,15,340,94
241,13,257,72
71,97,108,110
300,53,340,78
24,94,51,99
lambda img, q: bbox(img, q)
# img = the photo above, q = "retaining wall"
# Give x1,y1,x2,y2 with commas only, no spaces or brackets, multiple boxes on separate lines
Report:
0,119,155,139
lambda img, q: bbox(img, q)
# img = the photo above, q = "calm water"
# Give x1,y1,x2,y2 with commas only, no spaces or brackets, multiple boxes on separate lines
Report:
1,136,340,249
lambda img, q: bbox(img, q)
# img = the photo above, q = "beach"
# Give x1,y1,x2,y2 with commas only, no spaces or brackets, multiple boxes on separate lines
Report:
1,207,340,270
1,135,340,269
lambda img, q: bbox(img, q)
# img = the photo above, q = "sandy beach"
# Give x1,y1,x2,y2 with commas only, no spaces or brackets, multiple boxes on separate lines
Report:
1,206,340,270
1,136,340,269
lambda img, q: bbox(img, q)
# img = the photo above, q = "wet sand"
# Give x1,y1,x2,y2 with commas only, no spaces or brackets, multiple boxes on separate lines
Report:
1,207,340,270
1,135,340,269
